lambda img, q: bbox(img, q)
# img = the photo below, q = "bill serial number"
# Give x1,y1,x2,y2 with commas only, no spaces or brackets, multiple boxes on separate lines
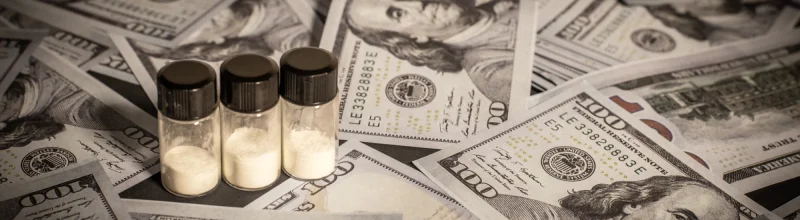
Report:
349,51,381,127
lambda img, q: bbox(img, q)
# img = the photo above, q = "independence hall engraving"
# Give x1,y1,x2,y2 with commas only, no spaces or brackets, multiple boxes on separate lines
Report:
644,65,800,121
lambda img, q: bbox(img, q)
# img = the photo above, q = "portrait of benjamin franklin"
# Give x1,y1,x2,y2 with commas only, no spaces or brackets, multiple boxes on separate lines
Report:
343,0,520,105
131,0,311,62
620,0,793,46
486,175,738,220
0,58,134,149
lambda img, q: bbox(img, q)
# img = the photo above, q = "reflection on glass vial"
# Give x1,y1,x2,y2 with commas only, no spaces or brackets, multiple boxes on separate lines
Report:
219,54,282,190
279,47,339,180
157,60,220,197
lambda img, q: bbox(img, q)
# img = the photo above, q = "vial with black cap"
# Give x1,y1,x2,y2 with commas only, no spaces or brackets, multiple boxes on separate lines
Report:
157,60,220,198
220,54,282,191
280,47,339,180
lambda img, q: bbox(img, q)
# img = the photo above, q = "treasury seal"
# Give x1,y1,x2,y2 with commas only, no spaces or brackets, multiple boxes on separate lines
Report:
631,29,675,53
21,147,77,177
385,74,436,108
541,146,595,181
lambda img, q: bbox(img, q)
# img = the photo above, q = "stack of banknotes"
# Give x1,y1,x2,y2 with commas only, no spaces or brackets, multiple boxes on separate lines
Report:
0,0,799,219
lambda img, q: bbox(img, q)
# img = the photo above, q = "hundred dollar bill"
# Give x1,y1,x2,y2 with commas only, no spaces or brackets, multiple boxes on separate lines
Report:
530,30,800,212
415,85,779,220
113,0,320,106
322,0,536,148
538,0,800,71
244,140,478,220
126,199,402,220
0,48,159,192
0,29,46,95
0,0,237,47
0,160,131,220
0,5,115,70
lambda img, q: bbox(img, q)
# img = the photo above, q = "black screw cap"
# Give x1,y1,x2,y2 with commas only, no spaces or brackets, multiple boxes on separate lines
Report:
157,60,217,121
279,47,338,106
220,54,280,113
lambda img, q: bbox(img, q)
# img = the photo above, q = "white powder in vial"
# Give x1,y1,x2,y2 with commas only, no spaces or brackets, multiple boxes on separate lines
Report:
282,129,336,179
223,127,281,189
162,145,219,196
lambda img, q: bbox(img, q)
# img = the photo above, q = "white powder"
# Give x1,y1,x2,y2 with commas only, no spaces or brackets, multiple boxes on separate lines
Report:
162,145,220,196
282,129,336,180
223,127,281,189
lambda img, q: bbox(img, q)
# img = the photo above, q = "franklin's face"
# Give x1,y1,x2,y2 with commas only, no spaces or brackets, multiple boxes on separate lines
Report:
188,7,249,43
0,88,23,123
620,185,737,220
346,0,481,40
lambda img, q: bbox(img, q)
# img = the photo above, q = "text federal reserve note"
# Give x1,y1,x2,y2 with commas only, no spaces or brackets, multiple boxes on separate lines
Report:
538,0,799,71
0,48,159,192
245,140,478,220
114,0,319,106
0,29,45,95
0,0,236,47
416,85,778,220
0,4,115,70
0,160,131,220
531,30,800,217
322,0,536,148
126,199,402,220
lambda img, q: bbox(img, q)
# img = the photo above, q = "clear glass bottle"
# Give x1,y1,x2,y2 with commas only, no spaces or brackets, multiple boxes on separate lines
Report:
279,47,339,180
157,60,220,198
219,54,282,191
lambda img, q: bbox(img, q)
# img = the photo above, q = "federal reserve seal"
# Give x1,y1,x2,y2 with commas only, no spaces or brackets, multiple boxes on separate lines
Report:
541,147,595,181
385,74,436,108
21,147,77,177
631,29,675,53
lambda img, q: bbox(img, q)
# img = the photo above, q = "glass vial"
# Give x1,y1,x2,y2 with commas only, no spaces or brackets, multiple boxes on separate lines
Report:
157,60,220,198
279,47,339,180
220,54,282,191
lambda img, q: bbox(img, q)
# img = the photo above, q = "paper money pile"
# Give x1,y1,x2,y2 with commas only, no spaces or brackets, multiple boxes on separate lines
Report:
0,0,799,219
